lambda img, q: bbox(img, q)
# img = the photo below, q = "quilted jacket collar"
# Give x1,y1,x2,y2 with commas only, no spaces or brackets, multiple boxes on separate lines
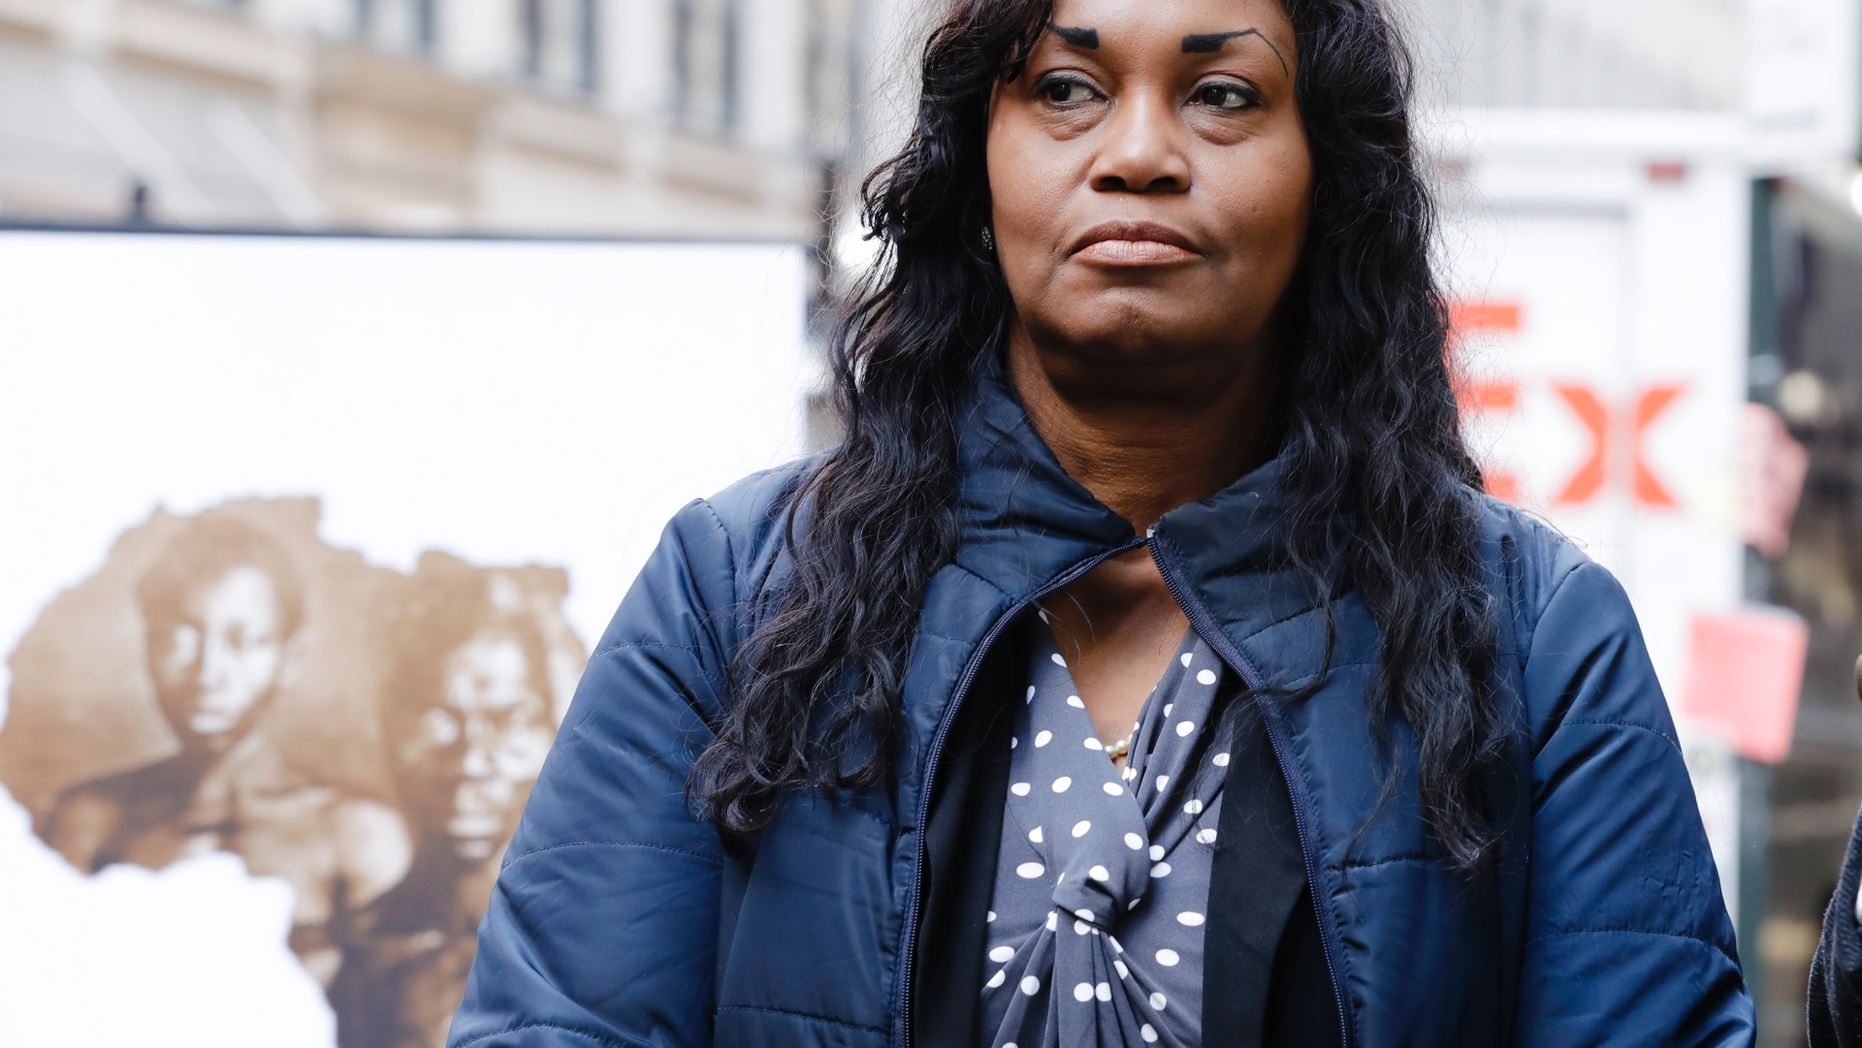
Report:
950,352,1335,689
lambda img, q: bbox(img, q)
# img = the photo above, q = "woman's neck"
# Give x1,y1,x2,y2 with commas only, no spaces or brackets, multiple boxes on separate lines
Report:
1005,322,1282,531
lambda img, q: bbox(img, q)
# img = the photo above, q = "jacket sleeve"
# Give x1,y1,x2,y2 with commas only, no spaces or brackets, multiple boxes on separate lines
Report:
1514,561,1755,1047
1808,806,1862,1047
447,500,739,1048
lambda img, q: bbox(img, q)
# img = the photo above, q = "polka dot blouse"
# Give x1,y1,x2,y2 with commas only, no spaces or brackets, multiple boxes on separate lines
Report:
979,614,1235,1048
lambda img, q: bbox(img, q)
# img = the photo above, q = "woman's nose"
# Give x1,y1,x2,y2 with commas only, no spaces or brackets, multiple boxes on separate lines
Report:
1088,89,1191,195
462,740,496,778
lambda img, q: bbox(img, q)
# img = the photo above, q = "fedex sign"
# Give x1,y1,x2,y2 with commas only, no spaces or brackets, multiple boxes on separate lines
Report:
1453,299,1688,510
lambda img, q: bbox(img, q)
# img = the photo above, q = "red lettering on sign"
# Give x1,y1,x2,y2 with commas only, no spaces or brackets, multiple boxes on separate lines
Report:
1550,383,1686,508
1448,300,1523,349
1484,471,1523,503
1448,298,1525,502
1459,381,1518,413
1634,385,1685,508
1553,385,1610,504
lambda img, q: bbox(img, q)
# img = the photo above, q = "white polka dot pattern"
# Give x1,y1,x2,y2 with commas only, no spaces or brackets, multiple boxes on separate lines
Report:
981,621,1233,1048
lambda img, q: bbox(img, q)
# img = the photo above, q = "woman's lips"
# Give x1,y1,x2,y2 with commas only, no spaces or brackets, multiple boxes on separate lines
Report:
1074,238,1200,265
1069,221,1202,265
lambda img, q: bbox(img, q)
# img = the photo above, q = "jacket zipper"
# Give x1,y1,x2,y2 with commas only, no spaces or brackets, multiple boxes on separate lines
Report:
1148,533,1356,1048
891,538,1144,1047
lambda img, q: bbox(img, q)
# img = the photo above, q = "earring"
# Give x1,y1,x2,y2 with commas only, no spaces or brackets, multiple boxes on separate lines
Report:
981,226,995,251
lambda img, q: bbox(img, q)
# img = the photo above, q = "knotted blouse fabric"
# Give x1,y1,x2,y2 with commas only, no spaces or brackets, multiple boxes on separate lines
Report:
979,616,1234,1048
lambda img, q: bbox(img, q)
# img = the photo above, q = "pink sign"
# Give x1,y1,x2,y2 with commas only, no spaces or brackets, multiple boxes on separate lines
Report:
1680,607,1809,764
1740,403,1809,559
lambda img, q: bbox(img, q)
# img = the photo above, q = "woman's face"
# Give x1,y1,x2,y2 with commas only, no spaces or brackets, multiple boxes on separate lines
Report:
395,630,554,862
151,565,286,743
987,0,1310,374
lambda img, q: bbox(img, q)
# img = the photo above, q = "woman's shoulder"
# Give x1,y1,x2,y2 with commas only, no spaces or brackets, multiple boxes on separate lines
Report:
1462,495,1701,801
693,456,819,537
602,458,817,657
579,459,821,708
1465,488,1636,643
661,456,818,581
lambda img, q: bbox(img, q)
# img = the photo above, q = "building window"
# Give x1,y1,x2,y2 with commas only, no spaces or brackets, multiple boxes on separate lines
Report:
523,0,599,94
672,0,739,136
355,0,436,54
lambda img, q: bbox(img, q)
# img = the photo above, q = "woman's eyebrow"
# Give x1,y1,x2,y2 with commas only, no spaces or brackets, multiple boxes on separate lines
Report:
1050,24,1100,48
1181,28,1288,74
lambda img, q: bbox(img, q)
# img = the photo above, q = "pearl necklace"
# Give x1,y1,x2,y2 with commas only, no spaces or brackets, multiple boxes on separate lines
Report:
1105,730,1134,762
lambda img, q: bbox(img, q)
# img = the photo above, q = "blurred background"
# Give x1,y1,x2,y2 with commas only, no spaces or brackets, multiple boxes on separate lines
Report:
0,0,1859,1044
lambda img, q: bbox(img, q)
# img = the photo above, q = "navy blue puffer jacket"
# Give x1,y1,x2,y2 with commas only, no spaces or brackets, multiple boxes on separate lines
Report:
448,367,1754,1048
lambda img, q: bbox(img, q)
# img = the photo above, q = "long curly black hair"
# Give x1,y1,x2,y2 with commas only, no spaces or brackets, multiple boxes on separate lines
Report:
690,0,1504,870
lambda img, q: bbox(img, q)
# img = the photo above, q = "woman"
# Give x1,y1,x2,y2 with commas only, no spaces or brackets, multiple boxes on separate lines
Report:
334,555,562,1048
449,0,1754,1044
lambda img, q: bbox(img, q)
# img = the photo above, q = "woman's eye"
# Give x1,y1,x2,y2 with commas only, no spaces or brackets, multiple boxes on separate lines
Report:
1194,82,1257,111
1039,78,1097,105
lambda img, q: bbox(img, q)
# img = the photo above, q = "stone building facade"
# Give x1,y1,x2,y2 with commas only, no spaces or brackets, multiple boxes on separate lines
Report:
0,0,863,238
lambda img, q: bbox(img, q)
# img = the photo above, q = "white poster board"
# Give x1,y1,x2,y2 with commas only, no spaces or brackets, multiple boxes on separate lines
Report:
0,231,813,1047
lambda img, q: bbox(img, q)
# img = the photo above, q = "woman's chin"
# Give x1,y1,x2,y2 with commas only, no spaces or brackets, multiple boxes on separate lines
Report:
1027,315,1254,373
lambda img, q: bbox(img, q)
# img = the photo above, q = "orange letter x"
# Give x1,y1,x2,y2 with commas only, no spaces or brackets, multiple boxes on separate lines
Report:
1552,384,1685,507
